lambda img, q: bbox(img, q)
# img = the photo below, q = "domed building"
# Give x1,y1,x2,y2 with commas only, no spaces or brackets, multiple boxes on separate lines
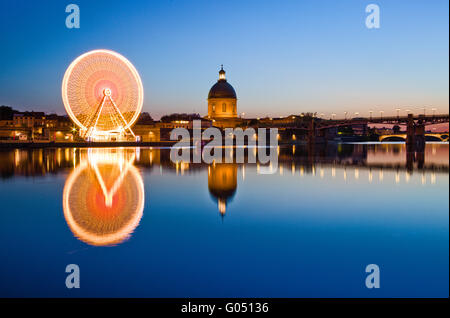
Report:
207,66,237,119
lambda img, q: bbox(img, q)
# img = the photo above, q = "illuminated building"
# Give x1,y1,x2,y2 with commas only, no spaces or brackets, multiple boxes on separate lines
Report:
0,108,73,141
207,66,238,120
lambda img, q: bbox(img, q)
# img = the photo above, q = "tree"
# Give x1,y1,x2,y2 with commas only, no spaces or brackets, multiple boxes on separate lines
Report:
0,106,14,120
160,113,201,122
338,126,354,135
393,125,401,134
137,112,154,124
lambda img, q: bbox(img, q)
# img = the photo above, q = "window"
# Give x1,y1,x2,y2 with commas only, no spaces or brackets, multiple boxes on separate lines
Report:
222,103,226,112
212,103,215,112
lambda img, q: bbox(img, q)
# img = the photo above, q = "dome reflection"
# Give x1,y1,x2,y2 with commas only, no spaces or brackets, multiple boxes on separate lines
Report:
63,148,144,246
208,163,237,216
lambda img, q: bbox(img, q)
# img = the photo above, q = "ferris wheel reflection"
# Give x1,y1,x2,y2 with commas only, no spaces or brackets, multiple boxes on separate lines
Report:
63,148,145,246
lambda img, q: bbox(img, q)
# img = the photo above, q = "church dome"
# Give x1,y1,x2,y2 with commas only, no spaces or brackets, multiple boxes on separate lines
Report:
208,66,237,99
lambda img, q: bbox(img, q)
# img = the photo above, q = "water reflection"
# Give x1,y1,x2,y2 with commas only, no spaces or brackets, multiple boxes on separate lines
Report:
208,163,238,217
0,143,447,232
0,143,448,297
62,148,144,246
2,143,447,177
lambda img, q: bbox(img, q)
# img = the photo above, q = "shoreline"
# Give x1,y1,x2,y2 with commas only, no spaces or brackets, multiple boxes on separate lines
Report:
0,140,448,149
0,141,177,149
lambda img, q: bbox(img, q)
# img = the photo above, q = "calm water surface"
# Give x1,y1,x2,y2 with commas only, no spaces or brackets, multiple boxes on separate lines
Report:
0,143,448,297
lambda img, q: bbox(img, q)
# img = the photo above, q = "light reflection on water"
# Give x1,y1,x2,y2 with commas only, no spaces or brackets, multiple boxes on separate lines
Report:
62,148,144,246
0,143,448,297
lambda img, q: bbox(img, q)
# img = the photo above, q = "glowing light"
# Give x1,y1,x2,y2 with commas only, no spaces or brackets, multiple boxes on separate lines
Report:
104,88,112,96
218,198,226,214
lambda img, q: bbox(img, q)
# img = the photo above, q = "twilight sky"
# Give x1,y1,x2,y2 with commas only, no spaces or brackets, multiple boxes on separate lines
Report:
0,0,448,119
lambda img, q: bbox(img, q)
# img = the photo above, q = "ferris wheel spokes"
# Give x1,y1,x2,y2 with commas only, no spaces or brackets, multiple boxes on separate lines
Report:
90,152,136,207
108,95,136,138
84,88,136,140
85,93,108,139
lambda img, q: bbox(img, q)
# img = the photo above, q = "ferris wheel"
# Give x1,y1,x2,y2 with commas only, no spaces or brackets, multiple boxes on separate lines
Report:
62,49,144,140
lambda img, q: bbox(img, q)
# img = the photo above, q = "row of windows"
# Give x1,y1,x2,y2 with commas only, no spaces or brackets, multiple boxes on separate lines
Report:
211,103,236,113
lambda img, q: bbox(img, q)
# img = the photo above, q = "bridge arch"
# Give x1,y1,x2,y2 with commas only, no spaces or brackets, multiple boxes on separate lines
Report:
379,133,448,142
379,134,406,142
425,134,448,142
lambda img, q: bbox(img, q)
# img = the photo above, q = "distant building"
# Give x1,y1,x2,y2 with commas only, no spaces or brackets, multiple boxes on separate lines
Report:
0,109,74,141
13,112,45,128
207,66,242,128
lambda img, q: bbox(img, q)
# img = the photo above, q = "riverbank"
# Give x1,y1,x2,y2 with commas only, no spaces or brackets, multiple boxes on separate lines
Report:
0,140,178,148
1,139,448,149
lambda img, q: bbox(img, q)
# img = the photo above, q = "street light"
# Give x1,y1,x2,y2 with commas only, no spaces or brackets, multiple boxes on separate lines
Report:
354,112,359,118
379,110,384,120
331,113,336,120
369,110,373,120
344,111,348,120
396,108,401,118
431,108,436,117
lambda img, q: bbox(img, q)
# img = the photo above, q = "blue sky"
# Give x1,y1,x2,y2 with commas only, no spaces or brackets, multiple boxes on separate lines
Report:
0,0,448,119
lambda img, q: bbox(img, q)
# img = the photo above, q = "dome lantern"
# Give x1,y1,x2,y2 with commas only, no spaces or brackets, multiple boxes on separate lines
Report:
219,65,226,81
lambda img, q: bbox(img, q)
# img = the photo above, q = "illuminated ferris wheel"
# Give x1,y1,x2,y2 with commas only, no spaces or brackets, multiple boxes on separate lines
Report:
62,49,144,141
